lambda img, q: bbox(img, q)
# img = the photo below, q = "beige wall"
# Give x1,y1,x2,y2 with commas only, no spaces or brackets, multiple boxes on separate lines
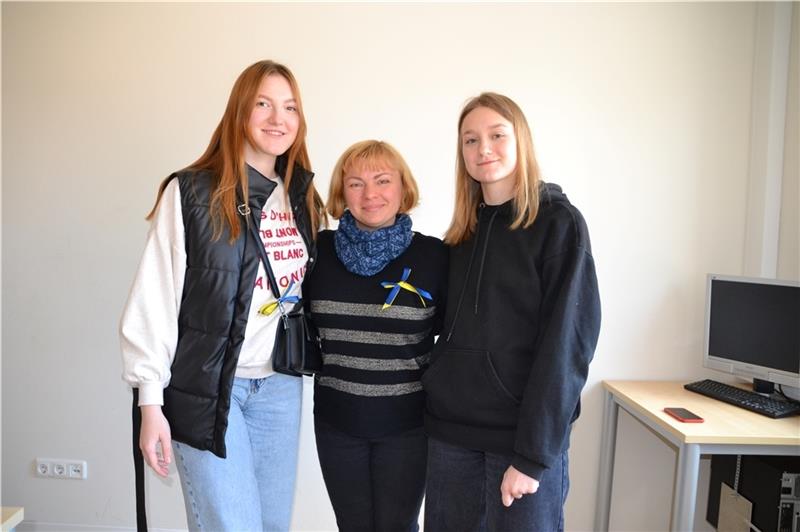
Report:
778,5,799,282
2,2,792,531
0,1,4,512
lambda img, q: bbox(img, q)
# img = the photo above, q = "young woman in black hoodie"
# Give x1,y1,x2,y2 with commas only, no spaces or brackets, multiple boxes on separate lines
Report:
422,93,601,531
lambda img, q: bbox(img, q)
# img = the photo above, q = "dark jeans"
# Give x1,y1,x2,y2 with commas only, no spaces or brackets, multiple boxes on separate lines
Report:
314,418,427,532
424,437,569,532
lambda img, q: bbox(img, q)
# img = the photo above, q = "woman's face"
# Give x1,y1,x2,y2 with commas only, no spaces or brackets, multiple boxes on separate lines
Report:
343,164,403,231
460,106,518,191
245,74,300,168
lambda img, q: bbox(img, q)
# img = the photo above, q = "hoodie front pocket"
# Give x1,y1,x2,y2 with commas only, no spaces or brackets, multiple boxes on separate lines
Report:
423,348,519,428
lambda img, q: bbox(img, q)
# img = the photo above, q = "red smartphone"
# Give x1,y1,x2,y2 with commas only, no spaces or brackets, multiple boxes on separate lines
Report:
664,407,704,423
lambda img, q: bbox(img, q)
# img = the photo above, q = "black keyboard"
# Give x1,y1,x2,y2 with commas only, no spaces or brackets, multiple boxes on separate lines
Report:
684,379,800,419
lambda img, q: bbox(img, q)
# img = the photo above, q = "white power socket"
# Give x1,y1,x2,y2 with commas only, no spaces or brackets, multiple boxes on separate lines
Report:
35,458,87,480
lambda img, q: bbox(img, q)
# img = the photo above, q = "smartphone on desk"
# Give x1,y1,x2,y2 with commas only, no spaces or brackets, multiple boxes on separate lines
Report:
664,407,704,423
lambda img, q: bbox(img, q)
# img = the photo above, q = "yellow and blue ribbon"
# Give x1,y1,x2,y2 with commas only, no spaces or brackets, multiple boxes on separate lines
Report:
259,281,301,316
381,268,432,310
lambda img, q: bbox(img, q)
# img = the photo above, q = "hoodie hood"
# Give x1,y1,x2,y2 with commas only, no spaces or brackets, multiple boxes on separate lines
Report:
446,181,570,334
540,181,568,206
485,181,569,218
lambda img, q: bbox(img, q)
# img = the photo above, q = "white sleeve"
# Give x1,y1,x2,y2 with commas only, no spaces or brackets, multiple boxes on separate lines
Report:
119,178,186,406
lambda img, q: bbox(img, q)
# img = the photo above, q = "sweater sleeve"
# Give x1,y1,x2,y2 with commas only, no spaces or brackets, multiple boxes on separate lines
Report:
119,178,186,406
511,222,601,480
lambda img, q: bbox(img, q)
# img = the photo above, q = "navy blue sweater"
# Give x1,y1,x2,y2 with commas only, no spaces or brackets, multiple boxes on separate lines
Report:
423,183,601,480
305,230,448,438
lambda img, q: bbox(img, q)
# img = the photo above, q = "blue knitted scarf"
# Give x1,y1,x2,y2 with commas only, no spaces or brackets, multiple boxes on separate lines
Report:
334,211,413,277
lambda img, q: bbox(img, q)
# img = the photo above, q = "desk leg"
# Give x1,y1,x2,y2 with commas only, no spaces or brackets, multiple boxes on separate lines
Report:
594,389,619,531
672,443,700,532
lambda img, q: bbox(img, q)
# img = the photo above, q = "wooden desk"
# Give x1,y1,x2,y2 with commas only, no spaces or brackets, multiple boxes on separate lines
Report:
594,380,800,531
1,507,23,532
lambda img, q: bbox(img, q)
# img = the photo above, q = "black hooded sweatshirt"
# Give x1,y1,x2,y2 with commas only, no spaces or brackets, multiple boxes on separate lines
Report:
422,182,601,480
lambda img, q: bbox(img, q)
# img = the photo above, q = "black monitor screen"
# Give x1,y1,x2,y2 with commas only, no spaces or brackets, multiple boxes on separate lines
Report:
709,280,800,374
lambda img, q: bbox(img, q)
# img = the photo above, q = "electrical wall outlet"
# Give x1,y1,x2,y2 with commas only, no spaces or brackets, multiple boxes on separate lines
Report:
68,461,87,479
52,462,67,477
36,460,51,476
35,458,88,480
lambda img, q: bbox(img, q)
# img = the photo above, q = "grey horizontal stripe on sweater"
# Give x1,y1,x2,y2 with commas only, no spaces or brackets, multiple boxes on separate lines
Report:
319,327,430,346
324,353,429,371
311,300,436,321
316,376,423,397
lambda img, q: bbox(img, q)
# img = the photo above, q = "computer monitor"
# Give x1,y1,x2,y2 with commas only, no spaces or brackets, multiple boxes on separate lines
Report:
704,274,800,392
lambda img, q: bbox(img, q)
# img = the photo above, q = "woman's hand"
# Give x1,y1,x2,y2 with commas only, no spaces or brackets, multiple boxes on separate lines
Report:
140,405,172,477
500,465,539,507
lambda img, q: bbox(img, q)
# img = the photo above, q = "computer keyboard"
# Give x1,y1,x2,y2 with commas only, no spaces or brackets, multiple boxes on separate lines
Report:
684,379,800,419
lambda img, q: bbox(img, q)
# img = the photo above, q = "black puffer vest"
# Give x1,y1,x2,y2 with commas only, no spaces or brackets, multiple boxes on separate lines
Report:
163,156,317,458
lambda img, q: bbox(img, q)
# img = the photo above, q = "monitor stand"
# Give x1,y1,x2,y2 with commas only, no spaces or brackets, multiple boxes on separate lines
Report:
753,377,774,395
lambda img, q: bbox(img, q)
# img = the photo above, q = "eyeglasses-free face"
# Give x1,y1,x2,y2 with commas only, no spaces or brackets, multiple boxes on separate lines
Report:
460,106,518,204
343,165,403,231
244,74,300,173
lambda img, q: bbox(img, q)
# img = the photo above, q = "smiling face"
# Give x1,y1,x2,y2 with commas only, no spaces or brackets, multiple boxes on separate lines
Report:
460,106,518,204
244,74,299,175
343,164,403,231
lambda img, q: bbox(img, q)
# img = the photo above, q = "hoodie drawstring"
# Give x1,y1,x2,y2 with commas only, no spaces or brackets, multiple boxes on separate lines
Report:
473,209,498,314
445,204,499,341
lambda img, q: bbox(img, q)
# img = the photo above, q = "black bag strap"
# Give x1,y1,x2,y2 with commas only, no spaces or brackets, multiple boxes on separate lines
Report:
132,388,148,531
241,204,282,301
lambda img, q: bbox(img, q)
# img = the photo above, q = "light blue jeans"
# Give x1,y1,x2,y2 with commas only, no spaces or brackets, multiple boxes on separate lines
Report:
173,375,302,531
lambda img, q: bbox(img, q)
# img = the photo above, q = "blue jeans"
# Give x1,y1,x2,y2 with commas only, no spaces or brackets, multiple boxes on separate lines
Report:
173,375,302,531
315,419,427,532
424,437,569,532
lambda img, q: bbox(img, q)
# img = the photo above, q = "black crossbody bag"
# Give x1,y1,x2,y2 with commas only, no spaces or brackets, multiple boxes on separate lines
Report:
244,206,322,377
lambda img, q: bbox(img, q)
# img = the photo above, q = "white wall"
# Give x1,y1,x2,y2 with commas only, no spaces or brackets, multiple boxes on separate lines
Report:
0,0,4,512
1,2,792,531
743,2,795,280
778,5,800,281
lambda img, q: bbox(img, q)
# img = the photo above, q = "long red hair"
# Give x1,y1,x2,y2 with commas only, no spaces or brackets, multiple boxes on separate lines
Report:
147,60,325,241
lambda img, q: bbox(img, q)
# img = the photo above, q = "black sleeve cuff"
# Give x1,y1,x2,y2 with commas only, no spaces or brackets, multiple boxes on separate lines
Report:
511,453,546,481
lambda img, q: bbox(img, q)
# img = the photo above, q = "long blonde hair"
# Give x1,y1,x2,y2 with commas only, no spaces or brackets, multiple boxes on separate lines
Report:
147,60,325,241
444,92,541,245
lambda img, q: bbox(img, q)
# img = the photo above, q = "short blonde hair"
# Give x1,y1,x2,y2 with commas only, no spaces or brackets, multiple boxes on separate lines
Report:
327,140,420,219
